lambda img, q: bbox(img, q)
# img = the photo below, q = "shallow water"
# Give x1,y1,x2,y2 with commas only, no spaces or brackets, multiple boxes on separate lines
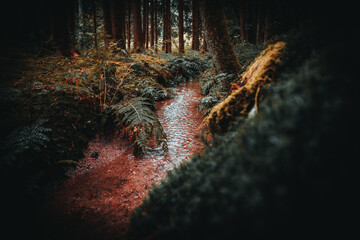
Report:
147,80,204,173
67,80,203,178
49,80,204,239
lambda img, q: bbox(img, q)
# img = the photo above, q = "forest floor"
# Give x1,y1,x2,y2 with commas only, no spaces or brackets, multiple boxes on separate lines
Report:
40,80,204,240
1,43,263,239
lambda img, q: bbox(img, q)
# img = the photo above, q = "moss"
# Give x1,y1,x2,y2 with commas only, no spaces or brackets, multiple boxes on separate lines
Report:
129,35,358,239
203,41,286,134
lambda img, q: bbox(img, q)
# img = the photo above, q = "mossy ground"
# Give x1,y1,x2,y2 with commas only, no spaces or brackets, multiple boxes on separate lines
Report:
129,29,358,239
0,46,209,238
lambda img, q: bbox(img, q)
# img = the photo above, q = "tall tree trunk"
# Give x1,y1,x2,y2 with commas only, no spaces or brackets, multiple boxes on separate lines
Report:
109,0,126,49
165,0,171,53
150,0,154,48
256,0,264,44
162,0,166,51
143,0,149,48
202,36,207,52
192,0,200,50
127,0,131,50
263,0,272,42
239,0,247,42
178,0,184,53
132,0,143,51
154,0,158,52
52,0,74,57
200,0,241,88
123,3,127,49
77,0,84,48
247,1,257,43
199,4,207,52
102,0,112,44
93,0,98,55
162,0,171,53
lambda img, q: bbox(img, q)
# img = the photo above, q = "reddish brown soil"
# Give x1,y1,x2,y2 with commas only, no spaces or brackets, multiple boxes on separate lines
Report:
41,81,204,240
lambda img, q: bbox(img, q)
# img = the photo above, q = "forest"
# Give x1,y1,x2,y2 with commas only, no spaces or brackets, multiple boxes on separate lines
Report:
0,0,357,239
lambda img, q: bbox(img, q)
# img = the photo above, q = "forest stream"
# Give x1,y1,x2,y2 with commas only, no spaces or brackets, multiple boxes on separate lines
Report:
42,80,204,240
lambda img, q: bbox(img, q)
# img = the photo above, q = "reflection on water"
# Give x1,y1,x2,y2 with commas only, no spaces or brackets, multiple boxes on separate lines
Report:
146,80,204,176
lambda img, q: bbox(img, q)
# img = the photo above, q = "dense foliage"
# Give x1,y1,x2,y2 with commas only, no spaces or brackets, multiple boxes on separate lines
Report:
129,30,358,238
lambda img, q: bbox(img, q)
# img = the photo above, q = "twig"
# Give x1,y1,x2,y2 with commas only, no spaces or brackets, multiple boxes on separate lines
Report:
254,84,261,114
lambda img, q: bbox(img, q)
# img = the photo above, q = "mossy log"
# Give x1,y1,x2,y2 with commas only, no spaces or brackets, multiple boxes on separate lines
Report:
203,41,286,134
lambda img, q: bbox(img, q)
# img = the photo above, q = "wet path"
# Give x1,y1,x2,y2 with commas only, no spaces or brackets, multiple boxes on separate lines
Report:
44,81,204,240
147,80,204,173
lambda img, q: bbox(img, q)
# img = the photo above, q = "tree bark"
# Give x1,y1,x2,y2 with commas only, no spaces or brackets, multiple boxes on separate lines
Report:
132,0,143,51
178,0,184,53
239,0,247,42
192,0,200,50
162,0,166,51
202,36,207,52
199,0,241,81
93,0,98,55
143,0,149,48
154,0,158,52
52,0,75,57
150,0,154,48
127,0,131,50
263,0,272,42
109,0,126,49
247,0,257,43
256,0,264,44
163,0,171,53
102,0,112,44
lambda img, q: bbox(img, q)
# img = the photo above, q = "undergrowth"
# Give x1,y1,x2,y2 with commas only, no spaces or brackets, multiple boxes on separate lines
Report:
199,43,264,116
129,31,358,239
108,97,167,156
0,46,210,196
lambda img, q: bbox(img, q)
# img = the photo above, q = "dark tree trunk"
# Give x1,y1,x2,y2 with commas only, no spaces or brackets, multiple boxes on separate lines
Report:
178,0,184,53
239,0,247,42
93,0,98,54
52,0,75,57
162,0,166,51
163,0,171,53
199,0,241,85
127,0,131,50
109,0,126,49
102,0,112,44
263,0,272,42
143,0,149,48
123,2,127,49
132,0,143,51
154,0,158,52
256,0,264,44
202,36,207,52
199,4,207,52
247,1,257,43
41,0,53,44
192,0,200,50
150,0,154,48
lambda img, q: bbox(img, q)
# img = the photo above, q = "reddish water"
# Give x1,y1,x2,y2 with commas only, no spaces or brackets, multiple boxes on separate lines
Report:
44,81,204,239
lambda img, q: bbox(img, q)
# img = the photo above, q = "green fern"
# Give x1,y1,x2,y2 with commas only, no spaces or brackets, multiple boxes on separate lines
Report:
108,97,167,156
6,119,52,153
2,119,52,166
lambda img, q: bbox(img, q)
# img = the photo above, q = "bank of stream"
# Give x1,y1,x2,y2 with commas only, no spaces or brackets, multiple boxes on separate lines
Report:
42,80,204,240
